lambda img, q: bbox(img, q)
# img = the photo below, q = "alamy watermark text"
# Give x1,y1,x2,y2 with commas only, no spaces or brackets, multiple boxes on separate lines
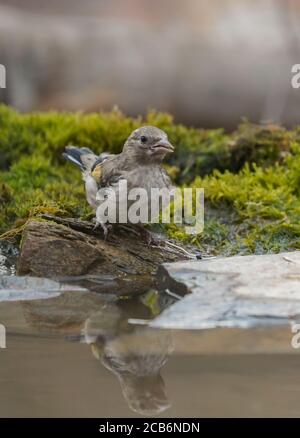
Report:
0,64,6,88
0,324,6,349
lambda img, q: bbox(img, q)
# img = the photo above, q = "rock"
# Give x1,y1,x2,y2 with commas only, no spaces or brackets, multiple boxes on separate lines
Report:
152,251,300,329
17,219,181,296
19,221,104,277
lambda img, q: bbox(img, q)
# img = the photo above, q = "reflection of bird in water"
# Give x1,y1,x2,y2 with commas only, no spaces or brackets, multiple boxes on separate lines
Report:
83,303,174,416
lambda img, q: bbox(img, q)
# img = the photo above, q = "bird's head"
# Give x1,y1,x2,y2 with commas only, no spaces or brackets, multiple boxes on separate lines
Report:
123,126,174,164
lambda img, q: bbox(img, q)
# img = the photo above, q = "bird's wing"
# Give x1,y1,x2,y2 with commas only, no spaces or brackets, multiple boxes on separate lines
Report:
91,155,125,188
91,154,116,184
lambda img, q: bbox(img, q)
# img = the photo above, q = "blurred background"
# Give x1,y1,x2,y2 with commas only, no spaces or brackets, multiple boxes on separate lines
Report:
0,0,300,129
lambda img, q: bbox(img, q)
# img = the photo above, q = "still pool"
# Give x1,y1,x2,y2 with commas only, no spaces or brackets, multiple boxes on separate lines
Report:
0,291,299,418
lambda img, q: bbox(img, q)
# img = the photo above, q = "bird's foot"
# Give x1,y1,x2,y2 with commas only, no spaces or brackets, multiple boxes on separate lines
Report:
93,220,112,240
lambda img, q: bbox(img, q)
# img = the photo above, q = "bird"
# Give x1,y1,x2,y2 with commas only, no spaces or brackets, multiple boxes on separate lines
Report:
63,126,174,239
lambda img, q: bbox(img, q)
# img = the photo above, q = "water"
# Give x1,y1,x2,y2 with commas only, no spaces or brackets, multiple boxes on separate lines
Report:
0,241,299,417
0,286,299,417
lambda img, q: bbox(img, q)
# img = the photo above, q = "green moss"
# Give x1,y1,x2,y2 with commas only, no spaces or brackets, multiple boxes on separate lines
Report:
170,152,300,255
0,104,299,255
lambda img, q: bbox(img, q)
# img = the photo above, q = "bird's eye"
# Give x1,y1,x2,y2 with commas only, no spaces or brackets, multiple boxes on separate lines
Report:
140,135,148,143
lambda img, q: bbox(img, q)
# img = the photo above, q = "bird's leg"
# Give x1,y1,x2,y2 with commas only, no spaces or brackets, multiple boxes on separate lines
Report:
92,218,112,240
102,223,112,240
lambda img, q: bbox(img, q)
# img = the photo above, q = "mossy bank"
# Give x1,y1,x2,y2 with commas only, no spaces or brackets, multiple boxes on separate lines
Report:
0,104,299,255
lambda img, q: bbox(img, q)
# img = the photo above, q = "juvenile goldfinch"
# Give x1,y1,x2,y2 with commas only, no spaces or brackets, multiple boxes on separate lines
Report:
63,126,174,238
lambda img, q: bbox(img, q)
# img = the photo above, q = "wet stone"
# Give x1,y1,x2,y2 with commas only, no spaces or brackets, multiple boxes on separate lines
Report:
152,251,300,329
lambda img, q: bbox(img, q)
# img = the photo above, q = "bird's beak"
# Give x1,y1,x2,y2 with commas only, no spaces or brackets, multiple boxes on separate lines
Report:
151,139,174,154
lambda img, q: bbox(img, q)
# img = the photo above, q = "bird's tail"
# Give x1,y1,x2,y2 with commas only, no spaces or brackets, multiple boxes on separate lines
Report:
63,146,98,171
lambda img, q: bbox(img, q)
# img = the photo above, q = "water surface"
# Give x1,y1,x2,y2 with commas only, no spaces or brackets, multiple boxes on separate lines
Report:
0,287,299,417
